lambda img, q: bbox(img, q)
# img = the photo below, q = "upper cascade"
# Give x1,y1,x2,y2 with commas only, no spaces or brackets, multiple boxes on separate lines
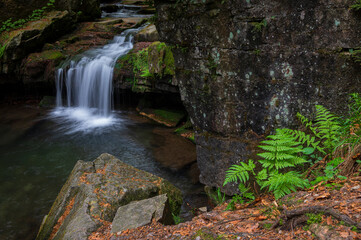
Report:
55,28,139,116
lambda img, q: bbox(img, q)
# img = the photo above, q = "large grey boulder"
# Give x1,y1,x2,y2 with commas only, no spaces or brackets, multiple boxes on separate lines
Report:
111,194,173,233
155,0,361,194
36,153,182,240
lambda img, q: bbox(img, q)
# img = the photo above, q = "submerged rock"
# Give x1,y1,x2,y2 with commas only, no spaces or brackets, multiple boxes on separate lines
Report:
36,153,182,240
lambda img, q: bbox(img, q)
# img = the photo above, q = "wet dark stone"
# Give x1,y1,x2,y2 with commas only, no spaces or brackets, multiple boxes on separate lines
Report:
155,0,361,193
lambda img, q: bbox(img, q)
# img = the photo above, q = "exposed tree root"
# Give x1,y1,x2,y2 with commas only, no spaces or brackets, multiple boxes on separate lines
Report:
272,205,361,231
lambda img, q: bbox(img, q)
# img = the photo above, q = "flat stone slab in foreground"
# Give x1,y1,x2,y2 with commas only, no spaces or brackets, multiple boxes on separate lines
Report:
36,153,182,240
111,194,172,233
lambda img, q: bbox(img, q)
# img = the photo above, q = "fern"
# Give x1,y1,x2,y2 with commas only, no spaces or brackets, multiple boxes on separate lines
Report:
296,105,341,155
225,183,255,210
339,93,361,146
224,104,342,200
351,0,361,11
281,128,325,154
262,171,309,200
224,160,255,185
314,105,341,152
224,129,309,199
296,112,319,137
257,129,307,170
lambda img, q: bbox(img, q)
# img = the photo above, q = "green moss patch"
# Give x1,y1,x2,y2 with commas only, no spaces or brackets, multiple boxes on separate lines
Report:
115,41,175,91
139,108,185,127
153,109,185,124
27,50,65,63
174,120,195,143
148,41,175,77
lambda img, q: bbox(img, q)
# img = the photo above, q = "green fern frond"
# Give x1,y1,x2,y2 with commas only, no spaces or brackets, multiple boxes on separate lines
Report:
261,171,309,199
314,105,341,151
257,129,307,170
223,160,256,186
297,112,319,136
281,128,326,154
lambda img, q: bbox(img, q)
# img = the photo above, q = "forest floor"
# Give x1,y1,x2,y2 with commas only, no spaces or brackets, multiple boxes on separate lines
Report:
89,177,361,240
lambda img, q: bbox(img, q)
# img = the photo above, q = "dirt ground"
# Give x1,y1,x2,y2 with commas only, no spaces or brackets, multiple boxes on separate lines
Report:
88,177,361,240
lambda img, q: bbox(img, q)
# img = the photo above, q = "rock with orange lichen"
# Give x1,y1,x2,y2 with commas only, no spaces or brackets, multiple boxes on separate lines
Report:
36,153,182,240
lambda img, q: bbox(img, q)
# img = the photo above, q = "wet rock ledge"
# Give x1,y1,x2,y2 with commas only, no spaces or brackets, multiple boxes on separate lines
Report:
36,153,182,240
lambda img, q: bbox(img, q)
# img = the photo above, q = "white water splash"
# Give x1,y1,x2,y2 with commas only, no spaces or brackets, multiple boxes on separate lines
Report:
49,107,122,134
53,27,142,132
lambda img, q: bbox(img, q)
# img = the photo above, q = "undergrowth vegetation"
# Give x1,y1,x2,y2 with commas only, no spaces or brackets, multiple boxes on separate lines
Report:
0,0,55,35
350,0,361,10
223,93,361,204
0,0,55,58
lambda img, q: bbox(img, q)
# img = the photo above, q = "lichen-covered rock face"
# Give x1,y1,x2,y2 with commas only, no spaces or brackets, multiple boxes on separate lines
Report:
36,153,182,240
155,0,361,194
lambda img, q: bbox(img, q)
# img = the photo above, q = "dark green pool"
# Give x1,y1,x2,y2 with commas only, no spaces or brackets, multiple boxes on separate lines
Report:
0,104,196,240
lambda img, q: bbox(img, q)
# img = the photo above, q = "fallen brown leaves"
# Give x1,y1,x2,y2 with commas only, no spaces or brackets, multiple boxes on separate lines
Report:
88,178,361,240
49,197,75,240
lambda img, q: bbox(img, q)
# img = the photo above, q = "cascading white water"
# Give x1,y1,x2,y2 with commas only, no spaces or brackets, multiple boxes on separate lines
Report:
52,28,142,132
56,28,137,115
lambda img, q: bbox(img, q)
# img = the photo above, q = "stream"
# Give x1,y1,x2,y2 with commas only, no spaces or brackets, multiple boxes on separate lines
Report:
0,4,201,240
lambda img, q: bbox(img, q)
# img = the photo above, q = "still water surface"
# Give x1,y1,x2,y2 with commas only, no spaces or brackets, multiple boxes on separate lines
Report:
0,104,196,240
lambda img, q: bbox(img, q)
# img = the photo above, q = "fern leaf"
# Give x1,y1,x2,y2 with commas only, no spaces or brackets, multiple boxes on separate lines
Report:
223,160,255,186
314,105,341,151
262,171,309,199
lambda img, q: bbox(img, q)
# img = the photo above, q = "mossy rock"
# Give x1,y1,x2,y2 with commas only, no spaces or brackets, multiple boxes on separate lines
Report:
153,109,185,124
122,0,148,5
148,41,175,77
175,120,195,143
139,108,186,127
0,10,73,74
36,153,183,240
29,50,65,61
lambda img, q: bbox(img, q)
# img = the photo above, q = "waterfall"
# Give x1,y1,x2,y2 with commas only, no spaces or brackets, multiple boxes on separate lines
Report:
55,28,139,117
